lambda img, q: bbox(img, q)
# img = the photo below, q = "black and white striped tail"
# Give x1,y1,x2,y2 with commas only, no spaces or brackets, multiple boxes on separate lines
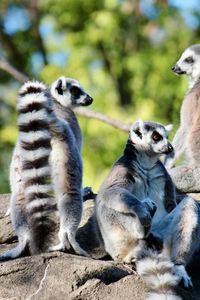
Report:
17,81,55,254
136,250,181,300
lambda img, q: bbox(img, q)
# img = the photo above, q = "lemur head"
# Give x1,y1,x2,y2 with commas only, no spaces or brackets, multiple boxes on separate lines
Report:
50,76,93,107
171,44,200,87
130,120,173,156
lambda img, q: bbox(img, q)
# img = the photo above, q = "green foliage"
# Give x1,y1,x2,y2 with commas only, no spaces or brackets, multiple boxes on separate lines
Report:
0,0,199,193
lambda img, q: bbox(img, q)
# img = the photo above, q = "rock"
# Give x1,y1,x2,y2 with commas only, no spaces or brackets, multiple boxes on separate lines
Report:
0,194,200,300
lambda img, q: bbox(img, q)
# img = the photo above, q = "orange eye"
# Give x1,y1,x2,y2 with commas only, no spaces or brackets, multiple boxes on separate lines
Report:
152,132,162,142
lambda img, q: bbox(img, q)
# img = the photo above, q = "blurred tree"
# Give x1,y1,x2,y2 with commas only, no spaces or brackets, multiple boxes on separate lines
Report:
0,0,199,192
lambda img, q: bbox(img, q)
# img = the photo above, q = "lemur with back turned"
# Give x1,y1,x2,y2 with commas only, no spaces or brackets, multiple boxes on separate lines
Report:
95,120,200,299
165,44,200,193
0,77,93,260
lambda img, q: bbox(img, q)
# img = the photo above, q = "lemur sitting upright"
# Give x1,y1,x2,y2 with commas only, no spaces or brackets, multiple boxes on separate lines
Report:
165,44,200,193
0,77,93,260
95,120,200,299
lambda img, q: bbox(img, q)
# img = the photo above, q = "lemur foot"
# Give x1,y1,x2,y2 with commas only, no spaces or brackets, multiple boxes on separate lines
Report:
175,264,193,289
145,232,163,251
48,241,70,252
69,240,89,257
49,241,89,257
83,186,96,201
122,255,136,264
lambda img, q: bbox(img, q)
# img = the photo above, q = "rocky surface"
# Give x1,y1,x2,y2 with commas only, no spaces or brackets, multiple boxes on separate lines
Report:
0,194,200,300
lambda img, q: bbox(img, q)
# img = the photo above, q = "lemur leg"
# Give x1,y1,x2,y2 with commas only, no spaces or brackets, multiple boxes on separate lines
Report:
50,137,88,256
168,197,200,288
169,166,200,193
50,196,87,256
164,126,186,169
96,189,154,262
56,193,88,256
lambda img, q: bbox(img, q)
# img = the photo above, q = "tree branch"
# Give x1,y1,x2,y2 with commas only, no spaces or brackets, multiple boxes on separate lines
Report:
74,107,130,132
0,57,29,82
0,57,130,133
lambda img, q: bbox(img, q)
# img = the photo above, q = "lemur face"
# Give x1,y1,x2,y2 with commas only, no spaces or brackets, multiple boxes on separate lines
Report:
171,44,200,81
130,120,173,155
50,76,93,107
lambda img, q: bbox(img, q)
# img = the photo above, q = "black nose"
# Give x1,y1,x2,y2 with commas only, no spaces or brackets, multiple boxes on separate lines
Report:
171,64,180,72
86,95,93,104
171,64,185,75
171,65,176,71
81,95,93,106
167,144,173,153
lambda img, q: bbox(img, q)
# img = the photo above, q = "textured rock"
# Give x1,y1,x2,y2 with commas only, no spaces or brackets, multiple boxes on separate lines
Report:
0,194,200,300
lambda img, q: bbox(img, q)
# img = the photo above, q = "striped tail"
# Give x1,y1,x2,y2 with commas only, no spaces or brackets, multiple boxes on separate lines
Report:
17,81,55,254
136,250,182,300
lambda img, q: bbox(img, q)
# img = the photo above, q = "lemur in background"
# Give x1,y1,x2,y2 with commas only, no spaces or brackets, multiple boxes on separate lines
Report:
165,44,200,193
95,120,200,299
0,77,93,260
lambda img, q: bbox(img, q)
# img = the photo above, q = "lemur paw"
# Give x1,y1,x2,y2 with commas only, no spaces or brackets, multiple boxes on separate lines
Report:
48,242,70,252
138,210,152,229
142,198,157,217
175,264,193,289
83,186,96,201
145,232,163,251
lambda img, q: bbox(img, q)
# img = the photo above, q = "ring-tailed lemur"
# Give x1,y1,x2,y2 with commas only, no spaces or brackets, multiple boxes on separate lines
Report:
0,77,93,260
95,120,200,299
165,44,200,193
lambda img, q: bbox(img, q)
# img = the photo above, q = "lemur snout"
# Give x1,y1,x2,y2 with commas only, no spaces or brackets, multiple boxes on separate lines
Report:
171,65,176,71
171,64,185,74
167,144,174,153
82,95,93,106
162,143,173,155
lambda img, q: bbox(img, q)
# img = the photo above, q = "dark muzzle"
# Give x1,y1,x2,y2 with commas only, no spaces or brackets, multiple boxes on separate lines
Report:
163,143,174,154
81,95,93,106
171,64,186,75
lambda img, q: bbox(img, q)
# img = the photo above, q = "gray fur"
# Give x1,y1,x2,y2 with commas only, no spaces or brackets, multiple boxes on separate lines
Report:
165,44,200,193
53,101,82,151
0,76,93,260
95,120,200,297
190,44,200,55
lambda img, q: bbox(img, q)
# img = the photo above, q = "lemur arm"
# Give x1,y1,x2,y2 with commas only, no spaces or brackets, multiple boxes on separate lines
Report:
101,187,154,228
158,161,177,212
164,126,186,169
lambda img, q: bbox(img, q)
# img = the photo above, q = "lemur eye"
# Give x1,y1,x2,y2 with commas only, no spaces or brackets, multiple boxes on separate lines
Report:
152,131,163,142
135,129,142,139
70,86,81,97
184,57,194,64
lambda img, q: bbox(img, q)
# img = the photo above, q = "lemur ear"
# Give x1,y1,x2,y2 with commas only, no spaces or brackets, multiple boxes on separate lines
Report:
131,120,144,130
130,120,144,139
165,124,173,132
55,79,63,95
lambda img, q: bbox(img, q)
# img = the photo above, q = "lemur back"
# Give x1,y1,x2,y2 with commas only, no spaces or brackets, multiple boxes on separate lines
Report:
1,77,93,260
